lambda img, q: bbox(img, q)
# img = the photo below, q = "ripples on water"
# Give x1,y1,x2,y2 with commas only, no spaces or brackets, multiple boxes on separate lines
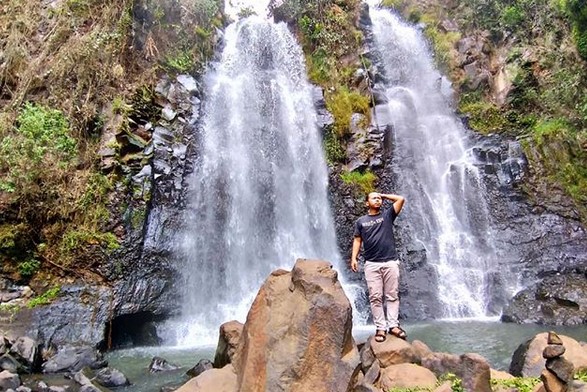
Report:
107,321,587,392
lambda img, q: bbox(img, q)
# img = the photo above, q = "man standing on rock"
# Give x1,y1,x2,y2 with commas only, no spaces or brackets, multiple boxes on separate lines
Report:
351,191,406,342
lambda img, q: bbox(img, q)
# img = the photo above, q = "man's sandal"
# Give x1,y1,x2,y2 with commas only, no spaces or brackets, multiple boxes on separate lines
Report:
389,326,407,340
374,330,386,342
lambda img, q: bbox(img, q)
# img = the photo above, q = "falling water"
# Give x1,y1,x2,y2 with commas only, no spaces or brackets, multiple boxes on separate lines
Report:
166,17,342,345
367,6,504,318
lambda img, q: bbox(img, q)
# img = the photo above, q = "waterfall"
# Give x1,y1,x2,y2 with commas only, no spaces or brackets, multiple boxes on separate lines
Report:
367,6,506,318
165,17,343,345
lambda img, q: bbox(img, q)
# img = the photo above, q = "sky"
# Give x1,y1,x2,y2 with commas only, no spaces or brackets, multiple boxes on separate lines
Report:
224,0,273,20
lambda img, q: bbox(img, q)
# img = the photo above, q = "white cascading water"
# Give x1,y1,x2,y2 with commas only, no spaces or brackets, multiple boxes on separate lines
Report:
368,5,503,318
165,16,345,345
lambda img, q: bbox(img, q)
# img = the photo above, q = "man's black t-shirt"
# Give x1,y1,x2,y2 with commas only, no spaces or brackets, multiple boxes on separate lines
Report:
353,206,398,262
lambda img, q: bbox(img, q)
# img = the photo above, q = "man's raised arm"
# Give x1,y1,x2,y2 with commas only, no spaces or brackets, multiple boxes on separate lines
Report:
380,193,405,215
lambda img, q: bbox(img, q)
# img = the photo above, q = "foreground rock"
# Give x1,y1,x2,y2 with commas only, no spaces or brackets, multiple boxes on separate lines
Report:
510,333,587,377
177,259,360,391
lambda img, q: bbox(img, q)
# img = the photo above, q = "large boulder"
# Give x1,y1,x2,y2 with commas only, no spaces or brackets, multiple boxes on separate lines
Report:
231,259,360,391
42,346,107,374
175,365,237,392
213,321,243,368
510,333,587,377
379,363,437,390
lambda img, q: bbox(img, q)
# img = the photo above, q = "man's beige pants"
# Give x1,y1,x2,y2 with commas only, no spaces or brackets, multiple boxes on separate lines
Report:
364,259,400,331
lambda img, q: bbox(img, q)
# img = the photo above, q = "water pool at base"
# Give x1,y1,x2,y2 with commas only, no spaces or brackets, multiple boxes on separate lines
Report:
105,321,587,391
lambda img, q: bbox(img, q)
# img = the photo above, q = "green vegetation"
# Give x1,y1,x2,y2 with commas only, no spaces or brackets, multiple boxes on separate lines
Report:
274,0,370,158
17,259,41,277
0,0,222,283
437,373,463,392
323,127,347,163
27,286,61,308
326,88,371,137
458,100,509,134
490,376,541,391
0,103,76,194
576,369,587,382
341,170,376,194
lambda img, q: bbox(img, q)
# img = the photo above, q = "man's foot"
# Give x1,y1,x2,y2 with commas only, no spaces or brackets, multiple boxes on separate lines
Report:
374,330,386,342
389,326,407,340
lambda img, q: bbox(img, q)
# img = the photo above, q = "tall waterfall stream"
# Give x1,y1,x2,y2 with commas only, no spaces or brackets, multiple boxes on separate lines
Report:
162,17,345,345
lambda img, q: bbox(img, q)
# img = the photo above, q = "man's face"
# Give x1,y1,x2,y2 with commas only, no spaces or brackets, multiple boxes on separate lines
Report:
366,193,382,209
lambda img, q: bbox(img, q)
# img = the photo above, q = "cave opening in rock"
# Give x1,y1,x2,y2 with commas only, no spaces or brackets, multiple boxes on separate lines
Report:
102,312,166,350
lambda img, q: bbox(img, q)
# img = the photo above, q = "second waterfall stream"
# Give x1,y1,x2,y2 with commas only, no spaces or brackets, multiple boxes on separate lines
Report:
366,3,515,318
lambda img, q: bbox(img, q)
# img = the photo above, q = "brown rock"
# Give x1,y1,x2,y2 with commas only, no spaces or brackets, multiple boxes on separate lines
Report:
370,336,418,368
548,332,563,345
540,369,567,392
510,333,587,377
213,321,243,368
174,365,237,392
545,357,574,383
412,340,432,363
491,368,515,380
379,363,437,390
460,353,491,392
421,352,461,377
532,383,547,392
543,345,566,359
231,259,360,392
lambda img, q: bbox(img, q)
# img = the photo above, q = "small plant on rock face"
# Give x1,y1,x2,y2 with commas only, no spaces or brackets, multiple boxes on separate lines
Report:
340,170,377,194
17,258,40,278
27,286,61,308
576,369,587,382
437,373,463,392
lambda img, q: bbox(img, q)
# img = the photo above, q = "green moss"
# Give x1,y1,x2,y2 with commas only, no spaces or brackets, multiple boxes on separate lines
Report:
340,170,377,194
27,286,61,308
459,101,508,134
323,127,346,164
528,119,587,205
58,229,120,266
17,259,40,277
163,51,195,73
326,87,371,136
422,21,461,72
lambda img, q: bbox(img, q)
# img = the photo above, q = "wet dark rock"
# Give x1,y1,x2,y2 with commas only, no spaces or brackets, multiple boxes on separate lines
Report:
27,286,112,349
94,367,130,387
149,357,180,373
545,357,575,383
9,337,39,373
186,359,213,378
42,346,106,374
0,354,20,373
501,273,587,325
0,370,20,390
